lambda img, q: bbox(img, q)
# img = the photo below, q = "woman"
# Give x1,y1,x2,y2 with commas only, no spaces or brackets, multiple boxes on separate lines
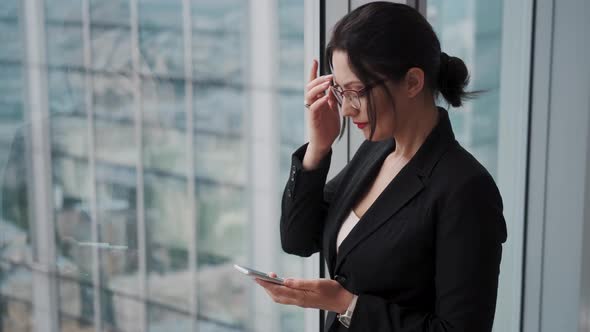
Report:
255,2,507,331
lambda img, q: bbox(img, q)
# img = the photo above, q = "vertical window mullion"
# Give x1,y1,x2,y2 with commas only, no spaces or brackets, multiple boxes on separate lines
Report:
129,0,147,330
81,0,102,330
181,0,199,330
21,0,59,331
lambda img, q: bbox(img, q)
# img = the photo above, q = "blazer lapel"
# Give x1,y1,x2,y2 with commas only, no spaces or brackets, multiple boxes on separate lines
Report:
329,107,456,274
333,165,424,273
323,139,394,275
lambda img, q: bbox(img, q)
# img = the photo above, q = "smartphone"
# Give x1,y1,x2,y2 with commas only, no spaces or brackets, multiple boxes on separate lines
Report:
233,264,285,285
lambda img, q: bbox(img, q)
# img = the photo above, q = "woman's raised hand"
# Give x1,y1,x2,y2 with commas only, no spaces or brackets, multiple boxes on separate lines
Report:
303,59,340,169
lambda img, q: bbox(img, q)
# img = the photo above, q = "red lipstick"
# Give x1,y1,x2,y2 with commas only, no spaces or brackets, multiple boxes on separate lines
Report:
354,122,368,129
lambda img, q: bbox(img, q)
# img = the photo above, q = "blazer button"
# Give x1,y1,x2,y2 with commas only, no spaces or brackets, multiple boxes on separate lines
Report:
334,275,347,284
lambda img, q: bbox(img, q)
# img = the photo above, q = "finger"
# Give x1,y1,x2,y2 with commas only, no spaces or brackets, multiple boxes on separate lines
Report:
285,278,323,291
263,289,285,305
308,59,318,82
257,281,289,304
255,278,277,289
272,290,305,307
268,272,278,278
268,285,308,308
316,93,325,99
305,74,333,93
255,278,278,291
262,287,273,298
257,281,303,303
309,95,330,113
283,278,307,289
278,296,303,306
306,81,331,104
256,279,295,298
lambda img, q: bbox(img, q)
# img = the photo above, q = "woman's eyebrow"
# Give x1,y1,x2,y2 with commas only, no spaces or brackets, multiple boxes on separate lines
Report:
342,80,363,88
333,79,363,88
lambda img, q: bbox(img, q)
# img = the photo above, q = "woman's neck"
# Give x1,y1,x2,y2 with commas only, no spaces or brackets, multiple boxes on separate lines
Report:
390,104,440,160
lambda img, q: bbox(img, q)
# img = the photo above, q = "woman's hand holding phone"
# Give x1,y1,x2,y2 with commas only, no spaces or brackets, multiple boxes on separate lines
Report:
255,272,354,314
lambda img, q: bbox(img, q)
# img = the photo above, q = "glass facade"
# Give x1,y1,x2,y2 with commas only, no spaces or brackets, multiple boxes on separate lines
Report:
0,1,32,331
1,0,549,331
1,0,306,331
427,2,526,331
427,0,503,178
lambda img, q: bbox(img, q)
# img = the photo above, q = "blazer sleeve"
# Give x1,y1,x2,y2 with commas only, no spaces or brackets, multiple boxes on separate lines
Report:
348,173,508,331
280,143,347,257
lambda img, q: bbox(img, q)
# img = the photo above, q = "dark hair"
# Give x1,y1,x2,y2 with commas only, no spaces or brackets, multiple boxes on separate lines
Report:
326,2,475,140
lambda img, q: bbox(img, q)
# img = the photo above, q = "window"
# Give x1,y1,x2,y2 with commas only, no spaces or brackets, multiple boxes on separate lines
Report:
427,1,531,331
0,0,308,331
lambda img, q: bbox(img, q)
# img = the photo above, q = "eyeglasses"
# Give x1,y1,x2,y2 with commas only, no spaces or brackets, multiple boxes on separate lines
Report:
329,80,384,110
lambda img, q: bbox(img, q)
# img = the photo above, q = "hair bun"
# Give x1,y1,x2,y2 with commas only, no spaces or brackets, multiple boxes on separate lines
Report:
438,52,470,108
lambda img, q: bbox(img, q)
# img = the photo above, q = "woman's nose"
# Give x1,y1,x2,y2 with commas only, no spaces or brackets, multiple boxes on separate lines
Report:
340,102,358,117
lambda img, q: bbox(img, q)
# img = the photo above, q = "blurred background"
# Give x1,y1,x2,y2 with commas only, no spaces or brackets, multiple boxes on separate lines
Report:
1,0,589,332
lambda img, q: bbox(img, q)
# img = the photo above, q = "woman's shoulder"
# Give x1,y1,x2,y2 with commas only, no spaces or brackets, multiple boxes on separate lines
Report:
430,141,507,243
432,141,499,192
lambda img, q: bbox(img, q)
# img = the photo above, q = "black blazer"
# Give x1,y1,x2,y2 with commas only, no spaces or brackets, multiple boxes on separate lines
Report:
280,108,507,331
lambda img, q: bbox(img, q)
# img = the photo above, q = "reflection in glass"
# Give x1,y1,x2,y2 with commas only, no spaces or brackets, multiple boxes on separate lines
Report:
91,27,132,73
191,0,247,84
139,0,184,77
46,24,84,68
427,0,503,177
96,178,141,331
44,0,82,22
0,4,33,331
93,74,134,118
0,119,34,331
48,70,86,117
144,174,190,309
0,18,23,62
1,0,308,331
142,78,187,175
90,0,130,26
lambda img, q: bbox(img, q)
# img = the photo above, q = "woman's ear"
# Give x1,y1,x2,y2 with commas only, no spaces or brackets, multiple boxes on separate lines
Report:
405,67,425,98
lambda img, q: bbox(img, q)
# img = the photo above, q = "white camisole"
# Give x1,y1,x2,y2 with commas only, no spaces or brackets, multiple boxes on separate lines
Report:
336,209,361,253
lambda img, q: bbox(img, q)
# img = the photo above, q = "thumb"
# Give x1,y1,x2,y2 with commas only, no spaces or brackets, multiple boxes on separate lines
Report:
284,278,310,290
